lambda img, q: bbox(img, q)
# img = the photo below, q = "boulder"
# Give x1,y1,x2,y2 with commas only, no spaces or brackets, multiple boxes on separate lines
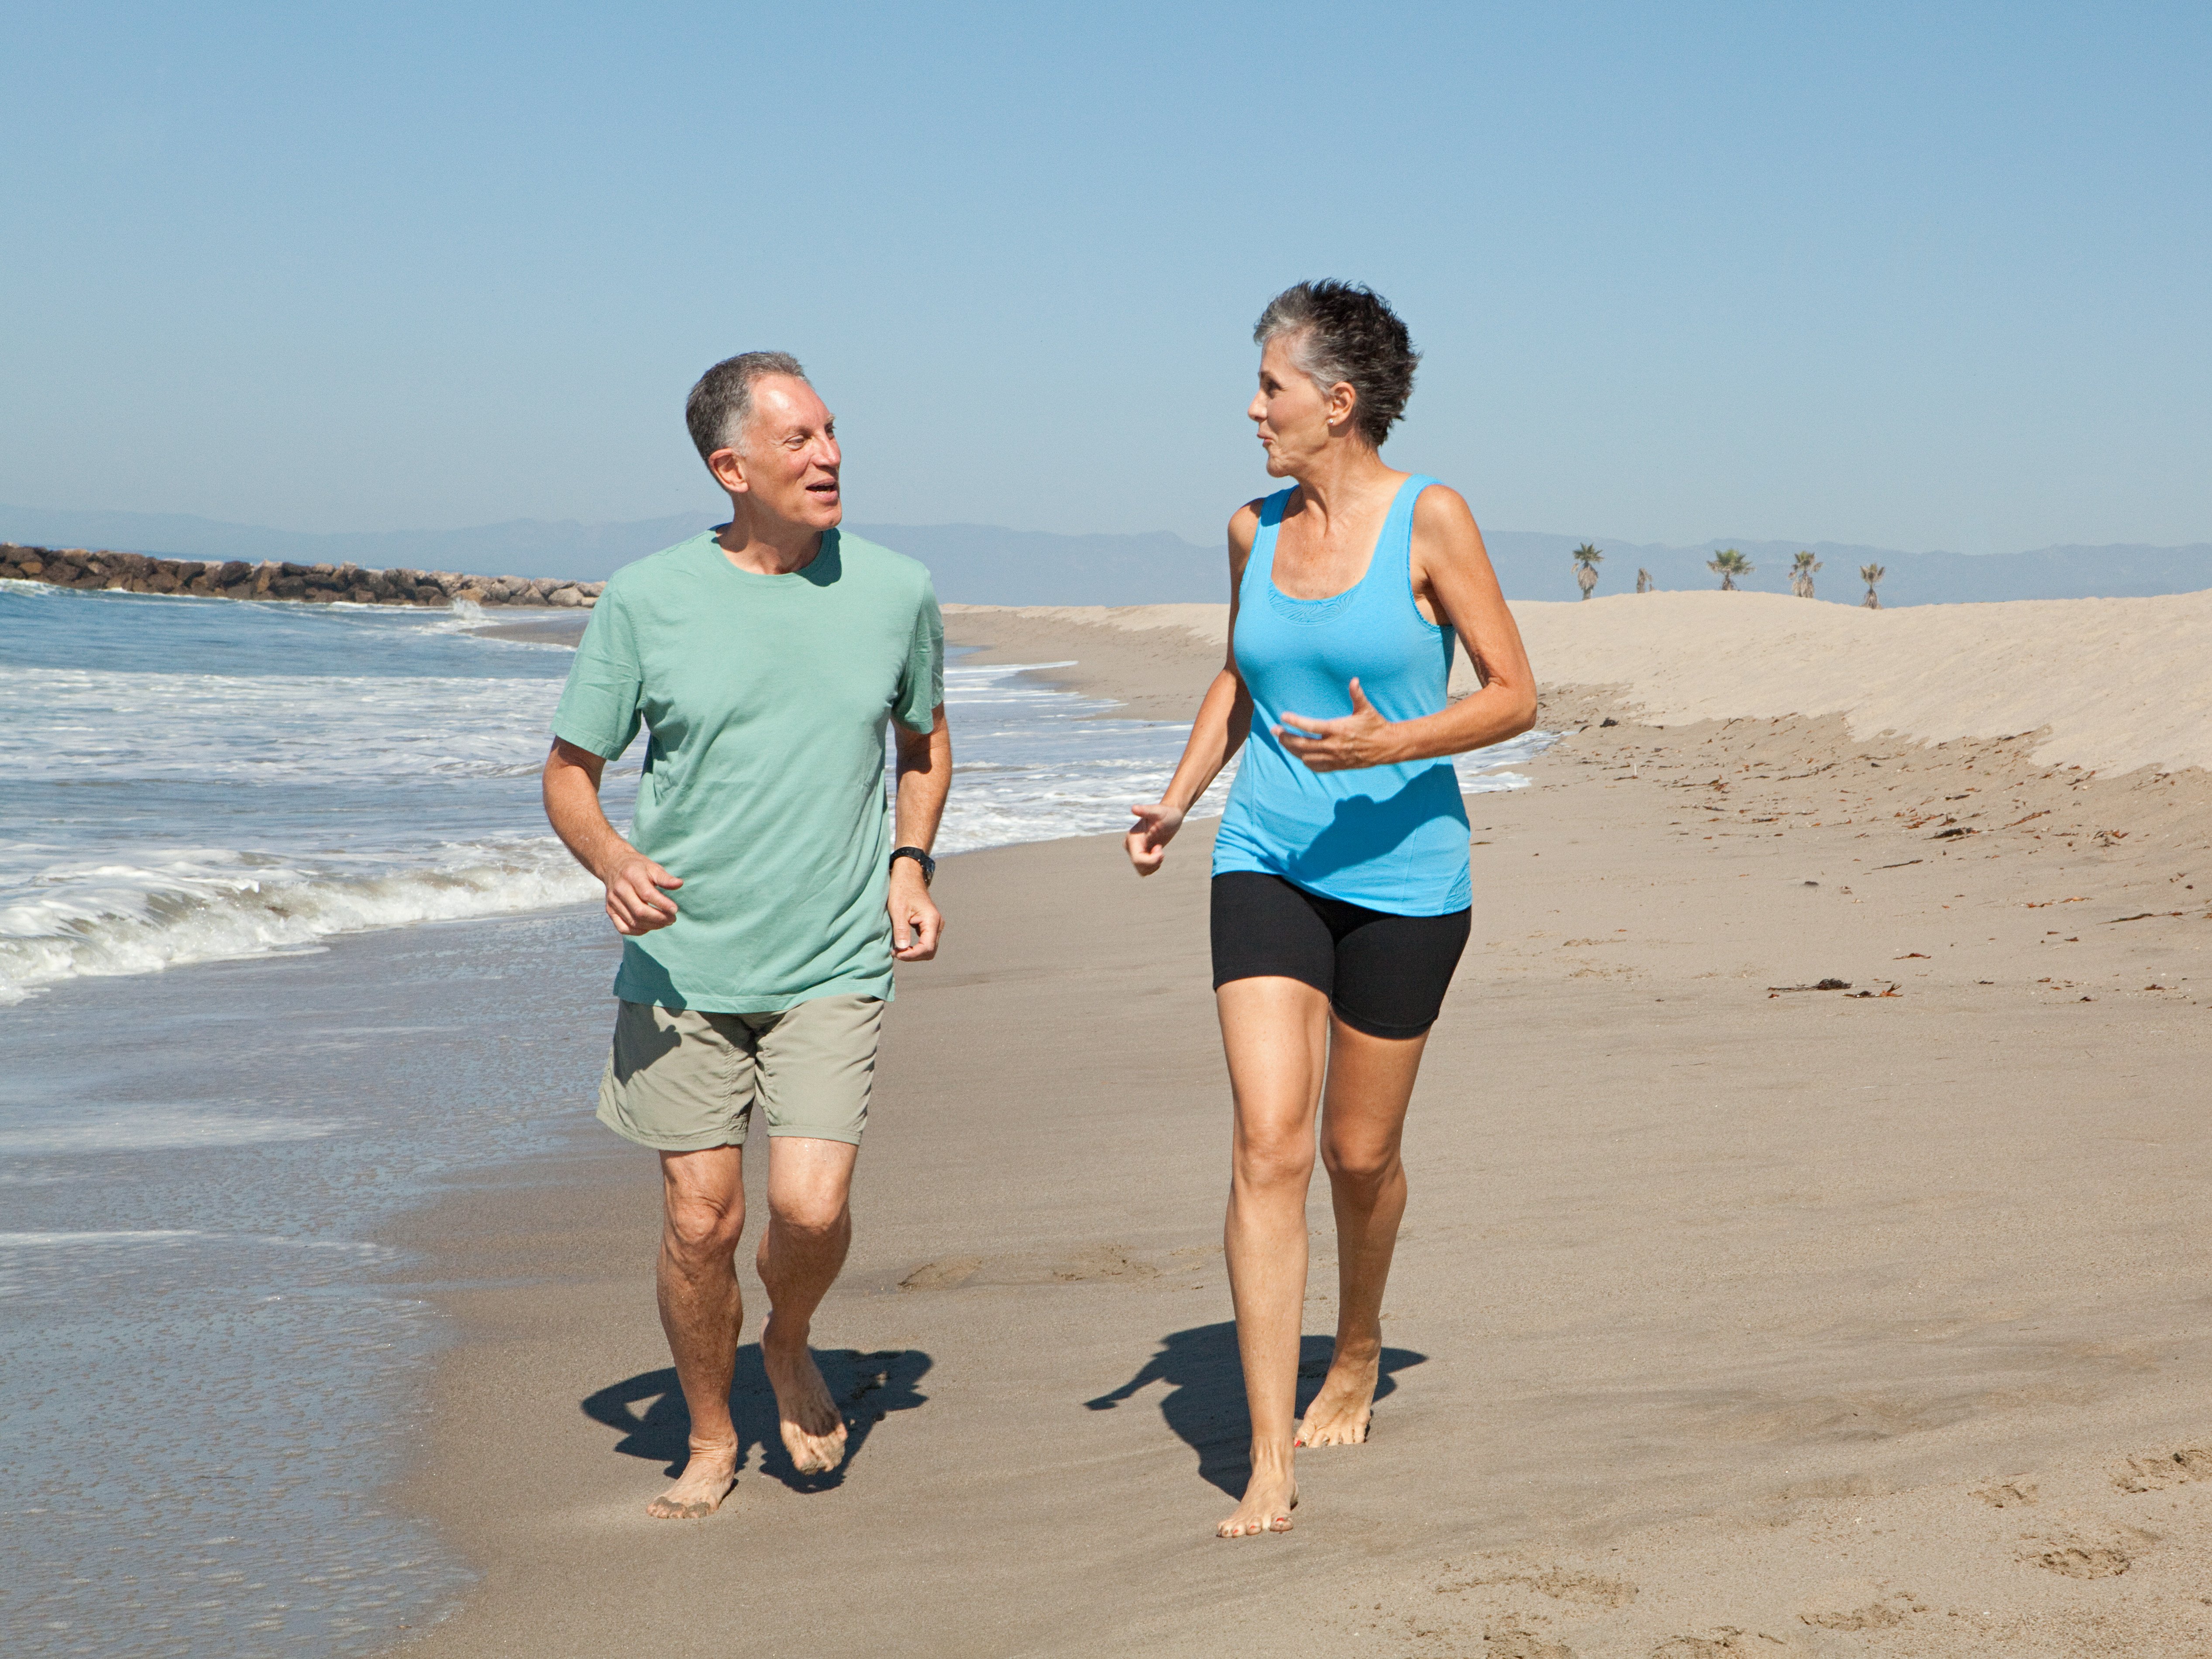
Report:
17,558,46,577
548,585,584,607
212,560,253,587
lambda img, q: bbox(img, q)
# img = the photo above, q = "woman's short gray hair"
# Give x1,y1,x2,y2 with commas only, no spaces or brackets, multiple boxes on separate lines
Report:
685,351,808,463
1253,282,1419,448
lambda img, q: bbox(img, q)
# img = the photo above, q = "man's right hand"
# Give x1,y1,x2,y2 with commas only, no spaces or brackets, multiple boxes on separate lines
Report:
603,854,682,934
1125,801,1184,877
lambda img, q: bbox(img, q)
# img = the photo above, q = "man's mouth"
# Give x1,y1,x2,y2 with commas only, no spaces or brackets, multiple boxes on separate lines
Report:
808,479,839,496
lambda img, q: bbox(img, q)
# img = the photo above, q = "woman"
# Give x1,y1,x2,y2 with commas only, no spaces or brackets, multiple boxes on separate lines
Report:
1126,281,1536,1539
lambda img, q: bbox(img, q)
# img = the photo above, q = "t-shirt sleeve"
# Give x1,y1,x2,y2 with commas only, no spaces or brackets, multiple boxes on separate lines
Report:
551,587,645,758
891,573,944,734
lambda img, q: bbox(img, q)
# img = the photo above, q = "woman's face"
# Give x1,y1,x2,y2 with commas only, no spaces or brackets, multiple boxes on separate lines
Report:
1248,333,1347,478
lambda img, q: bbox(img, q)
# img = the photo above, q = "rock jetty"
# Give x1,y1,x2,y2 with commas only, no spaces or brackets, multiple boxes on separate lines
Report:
0,542,603,609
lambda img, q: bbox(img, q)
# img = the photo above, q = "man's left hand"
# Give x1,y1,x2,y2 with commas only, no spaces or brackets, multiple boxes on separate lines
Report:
1277,678,1401,772
889,865,942,961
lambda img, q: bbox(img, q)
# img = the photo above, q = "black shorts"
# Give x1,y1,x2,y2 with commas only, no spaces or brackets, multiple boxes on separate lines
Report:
1210,872,1471,1039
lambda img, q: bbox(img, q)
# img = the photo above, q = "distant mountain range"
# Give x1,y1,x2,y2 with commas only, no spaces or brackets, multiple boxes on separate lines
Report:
5,503,2208,609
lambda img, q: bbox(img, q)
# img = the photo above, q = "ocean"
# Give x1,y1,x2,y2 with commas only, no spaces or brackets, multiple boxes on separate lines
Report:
0,579,1550,1657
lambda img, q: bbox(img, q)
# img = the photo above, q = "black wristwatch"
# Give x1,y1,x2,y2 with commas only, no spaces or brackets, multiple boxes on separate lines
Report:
889,845,936,886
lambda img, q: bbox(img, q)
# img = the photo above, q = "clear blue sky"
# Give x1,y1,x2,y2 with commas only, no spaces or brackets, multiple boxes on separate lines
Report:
4,2,2206,553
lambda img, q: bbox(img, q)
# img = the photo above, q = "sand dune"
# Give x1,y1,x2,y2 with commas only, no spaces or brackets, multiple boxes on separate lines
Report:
952,589,2212,778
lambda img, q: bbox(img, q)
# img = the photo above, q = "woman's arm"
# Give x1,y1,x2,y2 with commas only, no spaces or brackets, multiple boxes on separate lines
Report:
1275,486,1537,771
1125,504,1261,875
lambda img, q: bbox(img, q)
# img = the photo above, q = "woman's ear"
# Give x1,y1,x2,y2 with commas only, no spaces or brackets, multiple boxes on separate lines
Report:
1326,380,1359,436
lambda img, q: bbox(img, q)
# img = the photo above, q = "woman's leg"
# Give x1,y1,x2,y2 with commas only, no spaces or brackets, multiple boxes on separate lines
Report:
1297,1019,1429,1445
1214,974,1331,1536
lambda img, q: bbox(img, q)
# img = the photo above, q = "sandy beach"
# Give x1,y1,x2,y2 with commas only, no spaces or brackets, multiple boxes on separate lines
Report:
373,594,2212,1657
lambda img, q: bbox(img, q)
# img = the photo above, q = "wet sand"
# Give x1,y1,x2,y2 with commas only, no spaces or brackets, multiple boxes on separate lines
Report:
380,599,2212,1657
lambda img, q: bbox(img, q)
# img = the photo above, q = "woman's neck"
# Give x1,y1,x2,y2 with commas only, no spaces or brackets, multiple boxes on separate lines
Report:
1289,444,1397,532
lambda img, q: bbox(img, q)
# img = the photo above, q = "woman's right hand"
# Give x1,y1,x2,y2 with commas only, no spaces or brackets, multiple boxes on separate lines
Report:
1125,801,1185,876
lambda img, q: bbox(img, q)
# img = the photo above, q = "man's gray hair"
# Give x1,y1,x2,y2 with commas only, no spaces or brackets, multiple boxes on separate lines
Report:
685,351,808,463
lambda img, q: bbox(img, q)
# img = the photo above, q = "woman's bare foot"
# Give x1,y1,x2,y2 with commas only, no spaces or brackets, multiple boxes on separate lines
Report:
647,1439,738,1519
761,1315,849,1474
1295,1346,1379,1446
1217,1462,1298,1538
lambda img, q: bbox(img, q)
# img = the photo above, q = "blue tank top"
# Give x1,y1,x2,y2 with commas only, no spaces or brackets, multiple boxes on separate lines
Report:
1210,475,1471,916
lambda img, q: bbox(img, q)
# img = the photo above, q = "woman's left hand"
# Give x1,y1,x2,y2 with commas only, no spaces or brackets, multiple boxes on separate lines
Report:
1277,679,1400,772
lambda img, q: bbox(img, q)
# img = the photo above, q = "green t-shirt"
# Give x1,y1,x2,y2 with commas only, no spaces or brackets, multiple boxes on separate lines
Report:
551,528,943,1012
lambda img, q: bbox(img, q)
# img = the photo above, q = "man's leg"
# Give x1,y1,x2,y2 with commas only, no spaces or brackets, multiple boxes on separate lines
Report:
651,1144,747,1518
749,993,880,1475
757,1136,859,1473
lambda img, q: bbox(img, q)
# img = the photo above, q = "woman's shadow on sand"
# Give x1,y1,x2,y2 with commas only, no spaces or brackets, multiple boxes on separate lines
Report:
1085,1323,1426,1495
581,1346,930,1491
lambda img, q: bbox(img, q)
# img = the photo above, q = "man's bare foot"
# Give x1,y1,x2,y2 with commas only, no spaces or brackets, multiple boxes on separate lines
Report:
1295,1347,1379,1447
1217,1466,1297,1538
761,1315,849,1475
646,1440,738,1519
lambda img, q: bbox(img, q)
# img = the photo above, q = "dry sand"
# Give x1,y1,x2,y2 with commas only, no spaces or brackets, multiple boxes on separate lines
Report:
382,595,2212,1658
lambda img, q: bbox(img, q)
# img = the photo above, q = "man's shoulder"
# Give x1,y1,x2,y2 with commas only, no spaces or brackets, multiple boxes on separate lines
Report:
599,530,721,601
830,529,935,599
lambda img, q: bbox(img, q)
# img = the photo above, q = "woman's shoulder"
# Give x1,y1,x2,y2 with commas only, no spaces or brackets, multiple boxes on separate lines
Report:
1407,478,1479,535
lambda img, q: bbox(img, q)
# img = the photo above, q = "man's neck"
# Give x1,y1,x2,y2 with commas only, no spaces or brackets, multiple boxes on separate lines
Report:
715,506,825,576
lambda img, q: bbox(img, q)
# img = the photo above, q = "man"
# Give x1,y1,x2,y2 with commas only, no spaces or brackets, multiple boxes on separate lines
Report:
544,351,949,1519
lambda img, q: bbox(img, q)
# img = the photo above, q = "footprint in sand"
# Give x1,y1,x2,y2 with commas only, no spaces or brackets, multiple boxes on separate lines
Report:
1799,1595,1924,1631
1649,1632,1788,1657
1454,1564,1636,1608
1486,1629,1572,1659
1973,1480,2038,1508
2114,1446,2212,1492
2024,1540,2131,1579
1051,1244,1159,1282
898,1257,980,1291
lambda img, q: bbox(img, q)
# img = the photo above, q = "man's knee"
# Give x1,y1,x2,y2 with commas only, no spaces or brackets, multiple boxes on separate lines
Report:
663,1187,745,1263
768,1187,850,1241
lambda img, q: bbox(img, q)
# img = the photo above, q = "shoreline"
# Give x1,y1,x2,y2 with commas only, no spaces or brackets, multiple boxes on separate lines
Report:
367,603,2212,1656
1,542,603,609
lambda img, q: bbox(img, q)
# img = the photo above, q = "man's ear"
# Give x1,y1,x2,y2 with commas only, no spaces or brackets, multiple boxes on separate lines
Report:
708,448,750,496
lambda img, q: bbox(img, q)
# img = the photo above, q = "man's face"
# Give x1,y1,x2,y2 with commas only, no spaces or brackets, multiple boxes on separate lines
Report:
709,375,843,530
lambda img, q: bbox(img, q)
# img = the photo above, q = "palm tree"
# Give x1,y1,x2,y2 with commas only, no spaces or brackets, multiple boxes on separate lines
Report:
1790,550,1822,599
1572,542,1603,601
1636,567,1652,594
1707,548,1753,591
1860,562,1885,609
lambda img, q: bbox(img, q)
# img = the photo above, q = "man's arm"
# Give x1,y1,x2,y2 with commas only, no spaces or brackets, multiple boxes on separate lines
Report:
542,737,682,935
888,705,950,961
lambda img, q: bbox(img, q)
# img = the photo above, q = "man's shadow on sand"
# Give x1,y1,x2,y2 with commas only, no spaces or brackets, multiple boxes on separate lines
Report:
1085,1323,1426,1495
581,1346,930,1491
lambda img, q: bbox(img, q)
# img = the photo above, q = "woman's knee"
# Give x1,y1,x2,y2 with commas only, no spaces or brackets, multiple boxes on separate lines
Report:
1321,1136,1400,1190
1233,1132,1316,1191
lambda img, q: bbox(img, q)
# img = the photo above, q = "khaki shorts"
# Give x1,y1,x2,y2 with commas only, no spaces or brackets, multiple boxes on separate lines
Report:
595,995,883,1151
